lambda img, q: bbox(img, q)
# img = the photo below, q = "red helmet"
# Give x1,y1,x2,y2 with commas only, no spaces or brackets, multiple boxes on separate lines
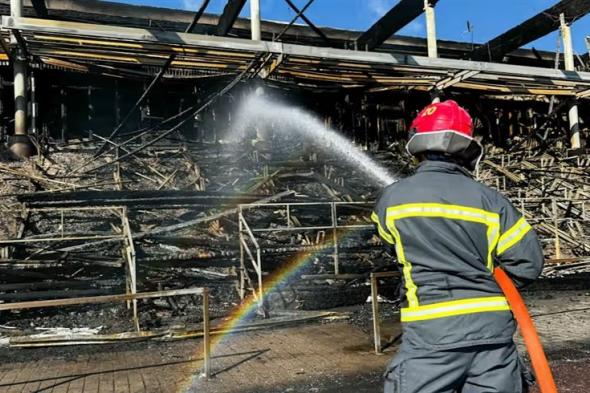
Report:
406,100,483,170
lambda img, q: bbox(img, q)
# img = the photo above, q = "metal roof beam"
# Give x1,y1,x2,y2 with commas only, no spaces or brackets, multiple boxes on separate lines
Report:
355,0,439,51
5,16,590,85
30,0,47,18
470,0,590,62
216,0,247,36
283,0,333,46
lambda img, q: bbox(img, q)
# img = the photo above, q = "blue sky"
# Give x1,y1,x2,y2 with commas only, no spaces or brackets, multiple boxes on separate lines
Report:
116,0,590,53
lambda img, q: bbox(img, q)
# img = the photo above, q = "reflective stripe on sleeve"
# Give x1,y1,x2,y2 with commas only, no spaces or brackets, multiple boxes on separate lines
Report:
486,223,500,271
371,212,394,245
497,217,532,255
401,296,510,322
386,217,419,308
386,203,500,226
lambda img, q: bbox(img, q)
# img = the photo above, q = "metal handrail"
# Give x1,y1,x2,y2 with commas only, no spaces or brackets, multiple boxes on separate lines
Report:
0,287,212,377
237,201,374,305
239,213,262,251
239,201,373,207
250,224,373,233
238,209,263,311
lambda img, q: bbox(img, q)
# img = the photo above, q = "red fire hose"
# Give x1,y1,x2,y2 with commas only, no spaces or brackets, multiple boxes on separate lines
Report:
493,268,558,393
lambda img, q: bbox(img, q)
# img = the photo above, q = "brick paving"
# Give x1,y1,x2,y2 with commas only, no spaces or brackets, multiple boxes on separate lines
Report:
0,290,588,393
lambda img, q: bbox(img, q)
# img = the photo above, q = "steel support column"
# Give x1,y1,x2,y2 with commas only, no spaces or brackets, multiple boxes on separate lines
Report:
250,0,261,40
561,13,581,148
9,0,32,157
424,0,437,59
30,71,37,135
12,50,26,136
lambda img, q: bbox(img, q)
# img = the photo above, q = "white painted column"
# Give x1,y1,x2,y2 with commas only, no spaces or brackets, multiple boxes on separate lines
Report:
9,0,31,157
13,51,26,137
561,14,574,71
424,0,438,59
250,0,261,41
9,0,21,38
560,13,581,149
30,71,37,135
568,103,580,148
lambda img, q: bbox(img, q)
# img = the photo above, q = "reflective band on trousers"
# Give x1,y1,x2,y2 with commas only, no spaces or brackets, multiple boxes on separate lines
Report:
401,296,511,322
497,216,532,255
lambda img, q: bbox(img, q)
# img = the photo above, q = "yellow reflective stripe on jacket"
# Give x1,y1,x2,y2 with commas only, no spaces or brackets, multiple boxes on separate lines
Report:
386,203,500,272
386,219,419,308
386,203,500,226
371,212,394,245
384,203,503,311
497,216,532,255
401,296,510,322
486,223,500,271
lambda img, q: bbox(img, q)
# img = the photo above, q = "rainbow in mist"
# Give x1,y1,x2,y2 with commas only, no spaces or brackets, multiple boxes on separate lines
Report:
183,226,366,391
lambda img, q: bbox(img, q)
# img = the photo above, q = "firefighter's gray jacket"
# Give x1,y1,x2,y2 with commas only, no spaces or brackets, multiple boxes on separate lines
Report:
372,160,544,350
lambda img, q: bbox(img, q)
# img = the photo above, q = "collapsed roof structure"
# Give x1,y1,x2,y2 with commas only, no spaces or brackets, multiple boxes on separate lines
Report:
0,0,588,155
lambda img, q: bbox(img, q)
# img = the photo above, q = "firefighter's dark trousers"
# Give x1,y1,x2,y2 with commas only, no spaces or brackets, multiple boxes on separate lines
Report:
383,341,525,393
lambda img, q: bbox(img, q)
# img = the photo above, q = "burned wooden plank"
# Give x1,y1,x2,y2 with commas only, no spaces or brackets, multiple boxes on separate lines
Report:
0,279,112,291
0,288,116,302
138,256,238,269
52,190,296,252
0,287,204,310
30,0,48,18
16,190,271,208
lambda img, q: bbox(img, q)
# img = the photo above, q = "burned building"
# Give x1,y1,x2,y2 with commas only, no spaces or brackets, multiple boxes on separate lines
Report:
0,1,589,392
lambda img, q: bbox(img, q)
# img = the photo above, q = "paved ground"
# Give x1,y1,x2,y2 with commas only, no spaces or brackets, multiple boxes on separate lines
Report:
0,322,394,393
0,290,588,393
187,321,400,393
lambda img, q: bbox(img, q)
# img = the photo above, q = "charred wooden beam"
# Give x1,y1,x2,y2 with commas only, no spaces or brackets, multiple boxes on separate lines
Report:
0,288,115,302
54,190,296,252
0,258,123,268
355,0,439,51
470,0,590,61
30,0,47,18
0,279,116,292
0,287,204,310
16,190,270,208
139,256,238,269
216,0,247,36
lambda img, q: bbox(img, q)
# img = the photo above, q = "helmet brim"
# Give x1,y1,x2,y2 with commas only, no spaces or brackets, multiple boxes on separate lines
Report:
406,130,484,170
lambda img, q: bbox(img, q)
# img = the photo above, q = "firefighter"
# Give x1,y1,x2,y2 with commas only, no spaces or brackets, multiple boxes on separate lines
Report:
372,100,544,393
